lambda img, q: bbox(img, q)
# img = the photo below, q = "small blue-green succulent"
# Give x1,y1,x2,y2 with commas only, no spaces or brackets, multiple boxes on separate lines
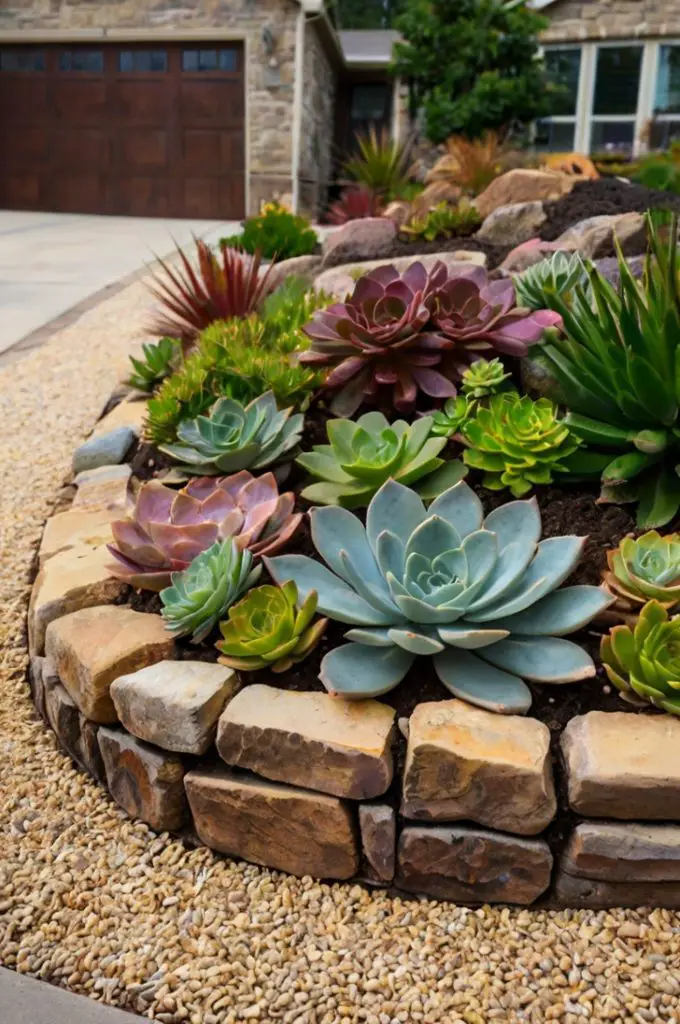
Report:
267,479,612,714
513,251,592,312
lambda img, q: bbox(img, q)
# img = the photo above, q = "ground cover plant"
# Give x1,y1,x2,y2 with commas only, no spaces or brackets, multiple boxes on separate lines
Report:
221,201,318,261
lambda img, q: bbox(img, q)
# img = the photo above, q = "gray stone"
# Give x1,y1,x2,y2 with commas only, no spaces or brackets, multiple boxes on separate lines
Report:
553,870,680,909
321,217,397,265
476,201,547,247
98,727,187,832
185,767,359,880
111,660,239,755
555,212,646,259
359,804,396,883
592,255,646,288
561,711,680,819
562,822,680,882
396,825,552,905
402,700,556,835
72,427,135,475
216,684,396,799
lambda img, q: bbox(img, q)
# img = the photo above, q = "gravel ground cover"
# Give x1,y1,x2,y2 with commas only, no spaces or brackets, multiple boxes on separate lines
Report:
2,277,680,1024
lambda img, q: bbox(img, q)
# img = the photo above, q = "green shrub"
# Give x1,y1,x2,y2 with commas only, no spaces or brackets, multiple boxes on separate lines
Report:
632,153,680,195
221,201,318,262
399,201,481,242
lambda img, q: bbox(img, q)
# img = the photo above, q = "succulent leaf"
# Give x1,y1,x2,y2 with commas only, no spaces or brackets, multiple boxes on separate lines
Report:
601,600,680,714
126,337,178,393
603,529,680,622
513,251,593,312
461,358,513,399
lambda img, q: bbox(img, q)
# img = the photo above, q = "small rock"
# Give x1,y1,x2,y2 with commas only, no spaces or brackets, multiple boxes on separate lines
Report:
38,506,119,566
359,804,396,882
321,217,397,266
216,684,396,799
28,544,128,656
72,464,132,513
92,398,147,438
396,825,552,904
562,711,680,819
98,727,187,832
45,606,175,724
111,661,239,755
553,870,680,909
44,681,105,782
476,201,547,247
72,426,135,475
562,822,680,882
185,767,359,879
474,169,577,220
402,700,556,835
555,211,646,259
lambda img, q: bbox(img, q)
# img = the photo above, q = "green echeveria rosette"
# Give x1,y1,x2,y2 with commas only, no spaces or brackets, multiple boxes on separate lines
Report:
513,251,592,313
430,396,474,438
604,530,680,617
297,410,466,508
601,600,680,714
460,358,513,400
461,392,581,498
159,390,304,477
160,538,261,643
217,581,328,672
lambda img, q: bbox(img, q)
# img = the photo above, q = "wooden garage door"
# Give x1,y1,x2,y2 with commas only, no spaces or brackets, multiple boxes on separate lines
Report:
0,43,245,218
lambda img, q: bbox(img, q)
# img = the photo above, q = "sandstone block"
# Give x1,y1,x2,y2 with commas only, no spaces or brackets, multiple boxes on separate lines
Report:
555,211,646,259
553,870,680,909
562,822,680,882
29,656,47,722
99,727,186,832
359,804,396,882
38,506,118,565
321,217,397,265
44,680,105,782
92,398,147,438
72,464,132,513
476,201,546,247
314,251,486,300
475,169,577,220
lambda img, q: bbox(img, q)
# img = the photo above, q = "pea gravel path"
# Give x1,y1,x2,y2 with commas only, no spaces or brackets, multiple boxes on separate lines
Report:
1,278,680,1024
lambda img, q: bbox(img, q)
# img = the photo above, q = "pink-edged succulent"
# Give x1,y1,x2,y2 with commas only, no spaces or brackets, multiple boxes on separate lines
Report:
108,471,301,591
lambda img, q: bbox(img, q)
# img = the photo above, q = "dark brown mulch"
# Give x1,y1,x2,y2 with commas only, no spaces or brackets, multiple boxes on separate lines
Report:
540,176,680,241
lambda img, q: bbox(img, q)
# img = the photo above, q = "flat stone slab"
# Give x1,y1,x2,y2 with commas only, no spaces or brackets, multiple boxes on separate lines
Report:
111,660,239,755
185,767,359,880
561,711,680,819
39,506,119,565
562,822,680,882
314,251,486,300
216,684,396,799
396,825,552,905
402,700,556,835
0,967,141,1024
359,804,396,882
99,727,187,832
45,606,175,724
29,543,128,656
72,464,132,513
72,426,135,475
44,680,105,783
553,870,680,909
92,398,147,438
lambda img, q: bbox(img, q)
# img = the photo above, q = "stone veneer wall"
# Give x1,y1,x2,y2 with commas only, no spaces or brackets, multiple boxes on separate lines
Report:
541,0,680,42
297,22,336,218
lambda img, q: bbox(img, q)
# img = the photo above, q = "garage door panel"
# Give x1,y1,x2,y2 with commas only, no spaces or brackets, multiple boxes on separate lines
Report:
115,81,175,123
53,80,109,121
178,82,241,125
116,177,174,217
181,175,245,219
119,129,171,170
0,78,49,123
52,175,109,214
52,130,110,171
0,128,48,168
0,173,42,208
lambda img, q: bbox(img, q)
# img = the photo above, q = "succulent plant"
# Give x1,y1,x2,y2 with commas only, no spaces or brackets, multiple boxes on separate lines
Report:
296,411,466,508
601,600,680,714
108,472,301,591
126,337,179,393
159,391,304,476
603,530,680,621
461,358,513,400
267,479,611,714
160,539,261,643
429,396,474,438
460,392,581,498
513,251,592,312
217,581,328,672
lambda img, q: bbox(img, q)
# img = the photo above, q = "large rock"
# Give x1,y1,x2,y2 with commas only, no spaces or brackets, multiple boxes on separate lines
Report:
45,606,175,724
72,464,132,513
314,250,486,300
562,711,680,819
216,684,396,799
185,767,359,879
476,201,547,247
92,398,147,438
265,254,323,292
72,426,135,475
28,544,128,656
553,871,680,910
359,804,396,882
555,211,646,258
111,660,239,755
44,681,106,783
402,700,555,835
499,238,570,274
475,169,577,220
396,825,552,904
98,727,187,832
38,506,118,565
321,217,397,266
562,822,680,882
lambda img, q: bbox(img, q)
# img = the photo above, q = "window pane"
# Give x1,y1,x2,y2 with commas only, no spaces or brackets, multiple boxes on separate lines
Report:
119,51,134,73
534,120,576,152
649,119,680,149
656,45,680,115
590,120,636,152
59,50,104,73
544,48,581,117
198,49,218,71
182,50,198,72
593,46,642,115
218,48,238,71
351,84,390,121
118,50,168,73
150,50,167,72
0,49,44,72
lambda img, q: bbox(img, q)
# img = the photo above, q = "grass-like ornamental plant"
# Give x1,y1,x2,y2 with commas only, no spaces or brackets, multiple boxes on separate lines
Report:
217,581,328,672
461,392,581,498
267,479,611,714
296,411,466,508
160,538,261,643
159,391,303,476
126,337,179,393
603,530,680,621
601,600,680,714
513,251,592,313
326,185,383,225
343,125,412,199
108,472,301,591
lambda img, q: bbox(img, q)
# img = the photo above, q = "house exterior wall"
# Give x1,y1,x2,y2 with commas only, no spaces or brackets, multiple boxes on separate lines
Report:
298,22,336,217
541,0,680,43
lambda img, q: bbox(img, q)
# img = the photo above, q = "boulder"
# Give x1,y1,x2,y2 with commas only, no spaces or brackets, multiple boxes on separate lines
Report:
28,544,128,656
92,398,147,438
185,767,359,880
216,684,396,799
314,250,486,301
561,711,680,819
475,169,577,220
45,606,175,724
38,506,119,566
553,871,680,909
359,804,396,883
98,727,187,832
72,464,132,513
321,217,397,266
562,822,680,882
264,254,323,292
499,238,571,275
396,825,552,904
476,201,547,248
111,660,239,755
72,426,135,475
554,211,646,258
402,700,556,835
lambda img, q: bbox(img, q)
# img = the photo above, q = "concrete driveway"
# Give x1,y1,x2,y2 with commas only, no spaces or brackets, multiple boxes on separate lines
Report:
0,210,241,356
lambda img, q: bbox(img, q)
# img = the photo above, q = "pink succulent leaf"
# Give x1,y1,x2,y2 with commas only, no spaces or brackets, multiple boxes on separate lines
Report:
109,520,167,567
265,493,296,532
250,512,304,556
238,472,279,509
411,367,458,398
134,481,176,534
169,492,208,525
217,508,246,538
325,356,368,389
148,521,219,558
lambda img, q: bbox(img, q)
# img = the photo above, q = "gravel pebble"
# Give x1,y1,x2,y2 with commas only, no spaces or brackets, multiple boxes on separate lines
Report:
1,275,680,1022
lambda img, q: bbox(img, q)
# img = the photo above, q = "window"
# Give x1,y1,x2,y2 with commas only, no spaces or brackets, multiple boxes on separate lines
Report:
536,47,581,152
350,84,390,122
534,120,576,153
656,45,680,114
589,45,643,154
59,50,104,73
181,48,238,72
118,50,167,73
0,49,45,72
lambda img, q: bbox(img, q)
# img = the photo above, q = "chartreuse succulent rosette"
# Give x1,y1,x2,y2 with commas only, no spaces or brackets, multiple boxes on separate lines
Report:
601,600,680,714
160,538,261,643
513,251,592,313
267,480,612,715
603,530,680,621
430,358,512,438
159,390,303,476
217,581,328,673
296,411,466,509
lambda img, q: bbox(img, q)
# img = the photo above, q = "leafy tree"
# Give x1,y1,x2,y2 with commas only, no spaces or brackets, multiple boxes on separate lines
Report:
333,0,404,28
392,0,561,143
